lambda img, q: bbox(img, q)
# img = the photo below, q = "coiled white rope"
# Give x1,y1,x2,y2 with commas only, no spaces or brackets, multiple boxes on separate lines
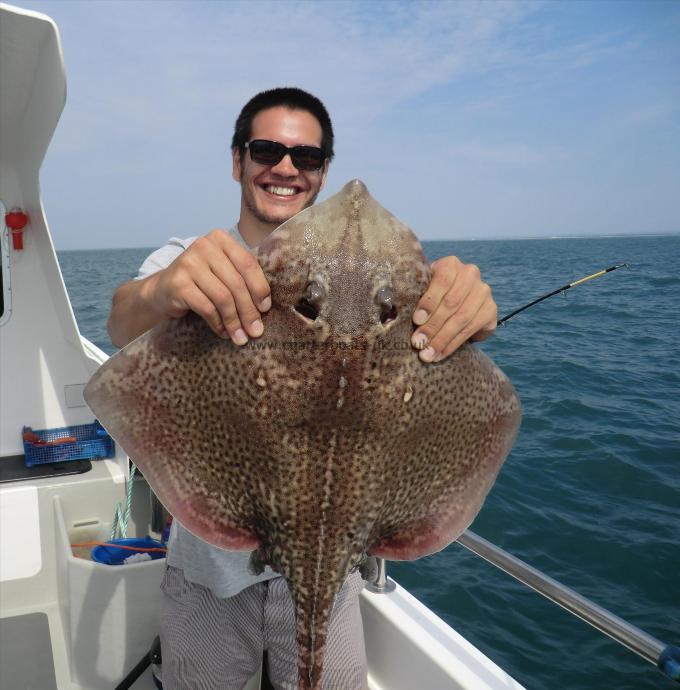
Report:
110,462,137,540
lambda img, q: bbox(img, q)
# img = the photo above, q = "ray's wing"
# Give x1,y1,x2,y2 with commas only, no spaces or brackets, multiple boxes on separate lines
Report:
84,314,263,551
369,345,521,561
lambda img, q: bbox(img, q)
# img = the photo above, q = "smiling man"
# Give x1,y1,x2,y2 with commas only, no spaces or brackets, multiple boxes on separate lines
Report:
235,108,330,241
107,87,497,689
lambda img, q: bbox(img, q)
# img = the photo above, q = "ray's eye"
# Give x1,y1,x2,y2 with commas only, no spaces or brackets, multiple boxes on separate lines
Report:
294,281,324,321
376,286,397,324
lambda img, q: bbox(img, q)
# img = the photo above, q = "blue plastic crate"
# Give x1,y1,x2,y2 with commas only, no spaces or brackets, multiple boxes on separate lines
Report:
23,420,114,467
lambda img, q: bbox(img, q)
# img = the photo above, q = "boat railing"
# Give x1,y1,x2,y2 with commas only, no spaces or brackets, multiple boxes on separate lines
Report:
366,531,680,684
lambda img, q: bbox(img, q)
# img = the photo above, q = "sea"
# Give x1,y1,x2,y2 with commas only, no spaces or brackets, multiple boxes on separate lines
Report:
57,234,679,690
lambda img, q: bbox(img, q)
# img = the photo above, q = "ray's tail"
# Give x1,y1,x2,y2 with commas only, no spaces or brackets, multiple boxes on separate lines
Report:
287,552,358,690
295,606,329,690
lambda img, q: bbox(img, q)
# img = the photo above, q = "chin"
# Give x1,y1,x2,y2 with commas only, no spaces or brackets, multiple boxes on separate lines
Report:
259,203,307,226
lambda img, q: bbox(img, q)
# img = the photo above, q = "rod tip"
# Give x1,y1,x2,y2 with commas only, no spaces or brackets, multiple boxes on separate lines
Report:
658,645,680,682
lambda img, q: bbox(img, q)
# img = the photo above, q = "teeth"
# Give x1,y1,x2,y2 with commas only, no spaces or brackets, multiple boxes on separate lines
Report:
265,185,297,196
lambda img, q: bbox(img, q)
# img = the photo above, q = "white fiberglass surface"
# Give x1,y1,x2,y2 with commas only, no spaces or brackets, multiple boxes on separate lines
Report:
0,485,41,581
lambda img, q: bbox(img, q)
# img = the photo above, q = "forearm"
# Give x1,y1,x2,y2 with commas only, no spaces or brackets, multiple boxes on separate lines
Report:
107,275,166,348
108,231,272,350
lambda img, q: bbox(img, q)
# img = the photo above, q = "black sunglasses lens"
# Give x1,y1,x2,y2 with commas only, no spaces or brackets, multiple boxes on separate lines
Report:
249,140,285,166
290,146,324,171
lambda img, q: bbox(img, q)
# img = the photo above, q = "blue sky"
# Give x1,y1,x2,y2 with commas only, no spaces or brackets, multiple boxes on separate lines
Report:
24,0,680,249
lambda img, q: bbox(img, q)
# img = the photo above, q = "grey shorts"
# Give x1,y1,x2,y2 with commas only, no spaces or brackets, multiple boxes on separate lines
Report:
160,566,368,690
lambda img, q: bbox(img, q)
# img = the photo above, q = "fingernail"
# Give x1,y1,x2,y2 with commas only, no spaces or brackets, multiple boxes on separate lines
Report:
250,319,264,337
232,328,248,346
260,296,272,311
413,309,429,326
419,346,437,363
411,332,428,350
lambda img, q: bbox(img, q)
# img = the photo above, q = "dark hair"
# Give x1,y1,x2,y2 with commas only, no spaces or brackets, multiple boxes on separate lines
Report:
231,87,334,161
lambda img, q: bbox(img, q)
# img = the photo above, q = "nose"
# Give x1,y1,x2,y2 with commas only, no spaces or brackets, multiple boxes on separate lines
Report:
270,153,298,177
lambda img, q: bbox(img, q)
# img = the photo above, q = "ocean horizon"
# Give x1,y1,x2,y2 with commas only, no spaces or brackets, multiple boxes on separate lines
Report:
55,230,680,254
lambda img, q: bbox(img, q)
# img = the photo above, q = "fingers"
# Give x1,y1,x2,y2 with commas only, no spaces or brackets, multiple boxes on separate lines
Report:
204,257,265,342
216,232,271,313
179,281,233,340
411,257,497,362
192,269,250,342
432,288,497,361
156,231,272,345
196,232,272,343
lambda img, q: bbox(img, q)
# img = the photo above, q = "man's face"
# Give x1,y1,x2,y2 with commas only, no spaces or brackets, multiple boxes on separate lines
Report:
233,106,329,233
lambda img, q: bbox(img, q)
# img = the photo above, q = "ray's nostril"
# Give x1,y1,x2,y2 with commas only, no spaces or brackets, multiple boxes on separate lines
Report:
376,286,397,324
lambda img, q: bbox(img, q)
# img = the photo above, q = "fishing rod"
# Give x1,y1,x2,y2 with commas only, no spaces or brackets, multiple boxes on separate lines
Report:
497,263,629,326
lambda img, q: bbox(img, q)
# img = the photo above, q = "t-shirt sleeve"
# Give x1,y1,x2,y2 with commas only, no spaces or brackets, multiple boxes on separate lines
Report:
135,236,198,279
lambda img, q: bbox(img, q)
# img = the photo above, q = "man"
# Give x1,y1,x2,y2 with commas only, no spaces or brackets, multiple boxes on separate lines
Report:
108,87,497,689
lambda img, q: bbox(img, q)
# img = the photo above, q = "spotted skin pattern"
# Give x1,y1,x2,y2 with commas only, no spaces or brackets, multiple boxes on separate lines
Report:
85,180,521,690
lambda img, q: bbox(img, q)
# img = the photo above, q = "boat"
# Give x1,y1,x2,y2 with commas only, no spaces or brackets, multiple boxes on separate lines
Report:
0,5,676,689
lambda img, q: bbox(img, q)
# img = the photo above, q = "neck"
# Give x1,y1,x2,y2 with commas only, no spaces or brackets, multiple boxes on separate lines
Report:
236,216,278,248
236,197,280,247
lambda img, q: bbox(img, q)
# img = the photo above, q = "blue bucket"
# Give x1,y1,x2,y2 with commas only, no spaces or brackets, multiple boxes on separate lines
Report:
91,537,166,565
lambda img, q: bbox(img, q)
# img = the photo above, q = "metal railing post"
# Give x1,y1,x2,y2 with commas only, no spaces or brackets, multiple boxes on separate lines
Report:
365,557,396,593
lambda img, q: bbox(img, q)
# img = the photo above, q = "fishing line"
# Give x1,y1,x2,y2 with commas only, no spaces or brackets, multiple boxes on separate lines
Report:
497,263,629,326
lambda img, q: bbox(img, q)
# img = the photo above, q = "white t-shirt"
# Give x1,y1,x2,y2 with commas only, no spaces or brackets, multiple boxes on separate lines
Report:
136,227,280,598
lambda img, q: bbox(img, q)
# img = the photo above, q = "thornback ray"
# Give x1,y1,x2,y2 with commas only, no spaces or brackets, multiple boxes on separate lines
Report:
84,179,522,690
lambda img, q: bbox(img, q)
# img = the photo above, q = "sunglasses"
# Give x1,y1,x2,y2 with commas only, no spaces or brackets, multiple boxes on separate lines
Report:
244,139,326,171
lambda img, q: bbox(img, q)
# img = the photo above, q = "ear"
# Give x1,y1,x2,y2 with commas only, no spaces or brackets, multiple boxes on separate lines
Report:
319,159,329,191
232,148,242,183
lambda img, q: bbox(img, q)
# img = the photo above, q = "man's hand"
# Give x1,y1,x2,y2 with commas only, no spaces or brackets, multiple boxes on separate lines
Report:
108,230,271,348
410,256,497,362
149,231,271,343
